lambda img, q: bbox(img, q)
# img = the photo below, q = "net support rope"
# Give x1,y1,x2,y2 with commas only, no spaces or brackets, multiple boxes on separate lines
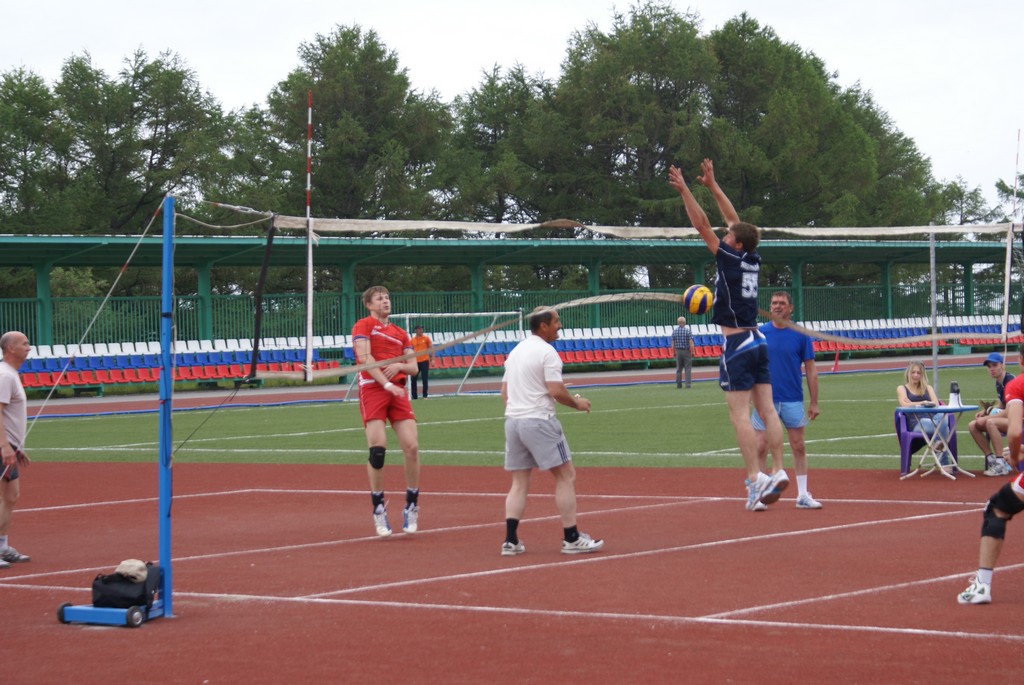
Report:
25,199,167,440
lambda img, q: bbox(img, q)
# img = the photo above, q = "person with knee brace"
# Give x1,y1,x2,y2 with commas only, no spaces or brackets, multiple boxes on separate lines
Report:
958,372,1024,604
352,286,422,537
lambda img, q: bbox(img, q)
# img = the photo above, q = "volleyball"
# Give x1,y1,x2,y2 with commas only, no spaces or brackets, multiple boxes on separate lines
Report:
683,284,713,315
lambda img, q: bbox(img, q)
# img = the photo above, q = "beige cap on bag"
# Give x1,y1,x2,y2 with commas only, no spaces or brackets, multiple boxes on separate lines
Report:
115,559,148,582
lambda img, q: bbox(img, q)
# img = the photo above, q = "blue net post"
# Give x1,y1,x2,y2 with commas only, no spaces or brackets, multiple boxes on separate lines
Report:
55,198,175,627
158,195,175,617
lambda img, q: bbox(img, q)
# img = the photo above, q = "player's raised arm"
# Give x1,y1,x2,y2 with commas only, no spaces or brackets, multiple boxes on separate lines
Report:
696,159,741,228
668,165,719,254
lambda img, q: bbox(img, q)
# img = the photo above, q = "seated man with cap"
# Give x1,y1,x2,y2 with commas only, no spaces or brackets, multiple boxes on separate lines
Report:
969,352,1015,476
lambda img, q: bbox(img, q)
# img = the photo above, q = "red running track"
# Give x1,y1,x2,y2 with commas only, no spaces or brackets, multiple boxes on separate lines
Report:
0,462,1020,683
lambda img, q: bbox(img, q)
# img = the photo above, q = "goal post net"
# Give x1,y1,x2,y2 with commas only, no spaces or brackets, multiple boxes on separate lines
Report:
395,310,523,396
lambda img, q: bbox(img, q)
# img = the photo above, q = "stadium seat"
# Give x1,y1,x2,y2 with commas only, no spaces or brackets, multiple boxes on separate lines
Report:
176,367,199,381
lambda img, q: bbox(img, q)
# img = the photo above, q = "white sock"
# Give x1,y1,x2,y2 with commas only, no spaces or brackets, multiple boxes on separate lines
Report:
797,475,808,497
977,568,994,585
0,534,7,549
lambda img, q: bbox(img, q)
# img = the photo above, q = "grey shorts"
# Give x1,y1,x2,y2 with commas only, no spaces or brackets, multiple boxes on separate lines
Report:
504,416,572,471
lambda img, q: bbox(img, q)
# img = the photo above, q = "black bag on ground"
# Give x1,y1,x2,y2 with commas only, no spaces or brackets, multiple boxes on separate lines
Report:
91,562,162,610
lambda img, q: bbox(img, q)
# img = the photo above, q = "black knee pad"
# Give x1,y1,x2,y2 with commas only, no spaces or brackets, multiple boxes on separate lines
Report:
981,503,1008,539
981,484,1024,538
368,446,386,470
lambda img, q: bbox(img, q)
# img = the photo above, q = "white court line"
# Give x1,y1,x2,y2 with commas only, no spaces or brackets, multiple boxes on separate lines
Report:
3,494,975,585
15,484,983,514
0,498,714,582
4,582,1018,644
303,508,979,599
36,448,912,462
13,488,710,515
703,561,1024,619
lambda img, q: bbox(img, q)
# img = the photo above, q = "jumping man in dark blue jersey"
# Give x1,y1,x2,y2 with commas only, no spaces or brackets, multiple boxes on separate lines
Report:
668,159,788,511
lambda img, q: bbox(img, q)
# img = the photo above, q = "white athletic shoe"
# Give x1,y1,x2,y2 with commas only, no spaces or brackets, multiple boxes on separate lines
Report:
795,493,823,509
745,472,772,510
402,505,419,533
501,541,526,556
984,458,1012,477
373,507,392,537
957,576,992,605
561,532,604,554
750,501,768,512
762,470,789,505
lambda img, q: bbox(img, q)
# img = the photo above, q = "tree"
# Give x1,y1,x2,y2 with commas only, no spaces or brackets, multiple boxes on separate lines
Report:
523,2,718,291
53,50,227,233
0,68,71,230
549,2,715,228
941,177,999,225
441,65,545,224
266,25,451,221
703,15,884,229
995,172,1023,222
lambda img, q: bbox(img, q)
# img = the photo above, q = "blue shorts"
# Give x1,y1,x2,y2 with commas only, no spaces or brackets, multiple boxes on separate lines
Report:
752,401,807,431
718,331,771,392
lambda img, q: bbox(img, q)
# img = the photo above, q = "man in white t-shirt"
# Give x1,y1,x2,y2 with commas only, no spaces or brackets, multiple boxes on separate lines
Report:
0,331,32,569
500,307,604,557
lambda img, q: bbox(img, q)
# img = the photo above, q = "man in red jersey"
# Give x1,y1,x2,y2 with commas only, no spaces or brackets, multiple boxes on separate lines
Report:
351,286,421,537
958,371,1024,604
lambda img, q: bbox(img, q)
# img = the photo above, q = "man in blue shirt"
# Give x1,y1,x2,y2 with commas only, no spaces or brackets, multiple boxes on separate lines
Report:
968,352,1016,476
669,159,788,511
752,291,822,509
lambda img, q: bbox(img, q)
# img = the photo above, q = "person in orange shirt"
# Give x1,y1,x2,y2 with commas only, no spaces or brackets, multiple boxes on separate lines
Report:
410,325,433,400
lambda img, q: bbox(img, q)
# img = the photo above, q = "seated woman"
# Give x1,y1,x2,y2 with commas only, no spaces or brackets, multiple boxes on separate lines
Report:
897,360,954,467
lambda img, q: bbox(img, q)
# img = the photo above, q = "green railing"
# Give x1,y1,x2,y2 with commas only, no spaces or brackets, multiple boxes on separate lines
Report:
0,298,37,340
1,284,1018,346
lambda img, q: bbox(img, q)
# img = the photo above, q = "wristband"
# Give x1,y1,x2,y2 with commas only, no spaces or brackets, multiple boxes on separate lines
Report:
384,382,394,390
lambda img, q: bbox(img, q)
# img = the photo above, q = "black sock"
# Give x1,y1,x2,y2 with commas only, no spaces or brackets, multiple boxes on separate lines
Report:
406,488,419,508
564,525,579,543
371,491,385,512
505,518,520,544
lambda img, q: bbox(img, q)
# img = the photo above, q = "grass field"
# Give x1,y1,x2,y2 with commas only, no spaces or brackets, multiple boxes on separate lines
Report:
24,365,1002,473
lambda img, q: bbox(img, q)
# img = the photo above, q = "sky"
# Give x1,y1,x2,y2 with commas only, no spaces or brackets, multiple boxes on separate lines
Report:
3,0,1022,214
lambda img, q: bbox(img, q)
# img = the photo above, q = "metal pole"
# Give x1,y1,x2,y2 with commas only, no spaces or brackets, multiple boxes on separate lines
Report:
158,195,175,617
305,90,315,382
930,227,938,389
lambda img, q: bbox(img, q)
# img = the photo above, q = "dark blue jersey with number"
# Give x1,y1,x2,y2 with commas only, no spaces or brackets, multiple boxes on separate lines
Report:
713,242,761,329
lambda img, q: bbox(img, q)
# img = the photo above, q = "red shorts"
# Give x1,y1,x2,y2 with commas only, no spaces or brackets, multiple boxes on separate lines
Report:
358,383,416,426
